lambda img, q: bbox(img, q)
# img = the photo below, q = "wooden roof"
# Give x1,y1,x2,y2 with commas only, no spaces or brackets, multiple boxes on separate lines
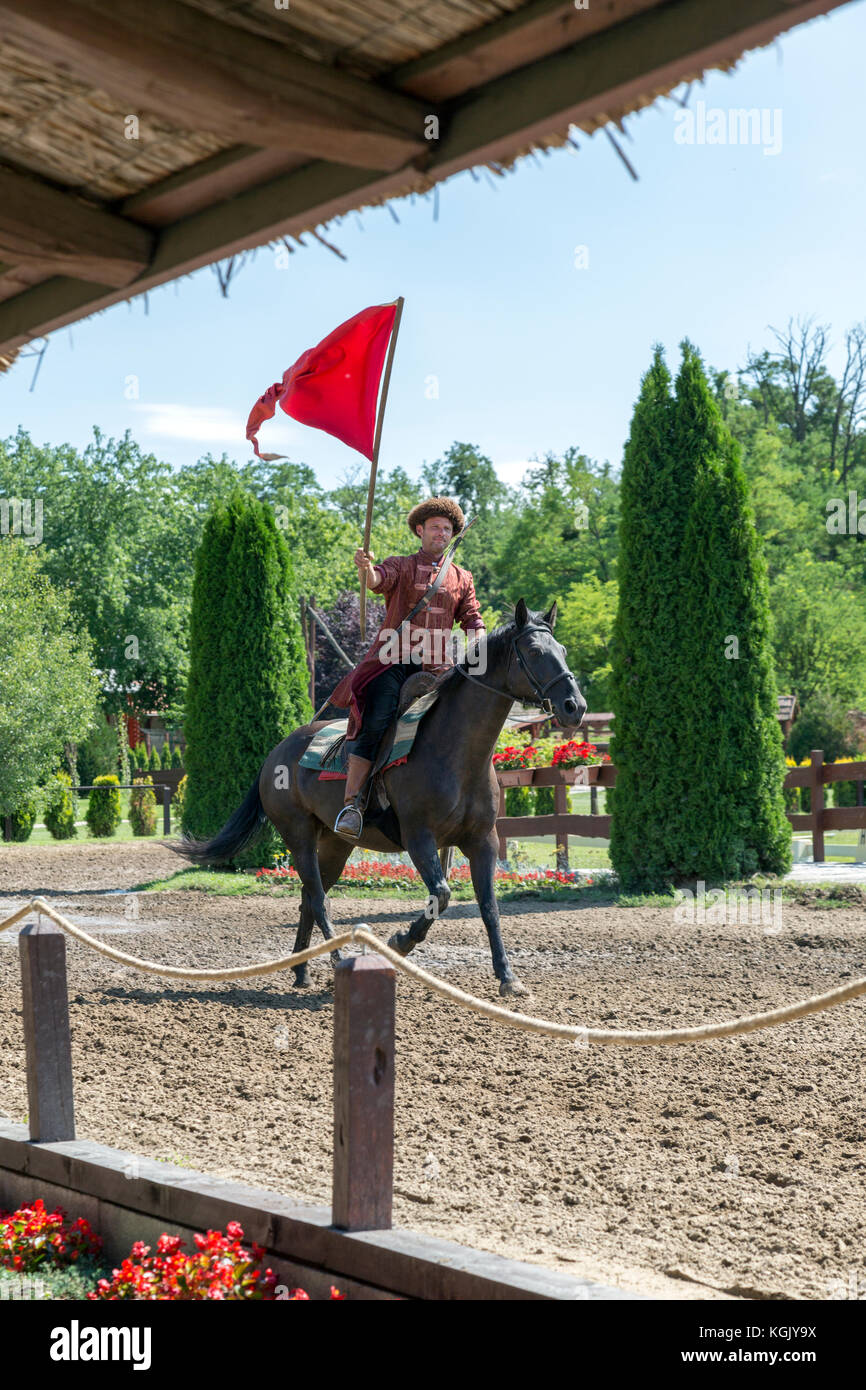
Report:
0,0,850,363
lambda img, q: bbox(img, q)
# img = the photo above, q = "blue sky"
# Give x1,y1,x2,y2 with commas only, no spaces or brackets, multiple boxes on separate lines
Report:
2,1,865,491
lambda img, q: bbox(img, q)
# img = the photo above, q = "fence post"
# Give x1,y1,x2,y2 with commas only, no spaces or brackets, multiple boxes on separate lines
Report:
163,785,171,836
811,749,825,863
18,919,75,1141
332,953,395,1232
555,781,569,869
497,783,507,860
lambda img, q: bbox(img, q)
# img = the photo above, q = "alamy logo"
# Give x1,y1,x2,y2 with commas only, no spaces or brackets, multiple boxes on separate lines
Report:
826,491,866,535
674,101,782,157
50,1320,152,1370
377,627,487,672
0,497,42,545
673,882,783,932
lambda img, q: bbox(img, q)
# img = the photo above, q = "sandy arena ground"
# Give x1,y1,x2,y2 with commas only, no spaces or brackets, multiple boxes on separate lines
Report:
1,841,864,1301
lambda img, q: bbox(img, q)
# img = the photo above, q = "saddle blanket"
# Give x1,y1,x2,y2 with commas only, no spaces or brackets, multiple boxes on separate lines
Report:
299,689,440,780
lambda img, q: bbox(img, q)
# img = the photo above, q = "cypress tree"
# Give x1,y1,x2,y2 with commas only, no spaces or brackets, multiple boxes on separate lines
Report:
609,347,697,890
183,491,311,865
610,343,791,891
676,343,791,881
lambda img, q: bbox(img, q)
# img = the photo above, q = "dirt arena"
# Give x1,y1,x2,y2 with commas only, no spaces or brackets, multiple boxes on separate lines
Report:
1,841,864,1300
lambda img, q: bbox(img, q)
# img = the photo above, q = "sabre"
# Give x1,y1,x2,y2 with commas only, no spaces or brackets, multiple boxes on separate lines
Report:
359,295,405,635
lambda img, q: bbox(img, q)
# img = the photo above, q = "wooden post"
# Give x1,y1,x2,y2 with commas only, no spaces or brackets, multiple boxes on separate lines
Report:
590,784,598,816
18,918,75,1141
309,592,316,707
332,954,395,1232
555,781,569,869
497,783,507,860
163,785,171,836
360,297,404,635
811,749,825,863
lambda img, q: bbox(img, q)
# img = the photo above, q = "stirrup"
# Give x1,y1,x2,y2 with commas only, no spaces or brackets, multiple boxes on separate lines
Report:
334,798,364,840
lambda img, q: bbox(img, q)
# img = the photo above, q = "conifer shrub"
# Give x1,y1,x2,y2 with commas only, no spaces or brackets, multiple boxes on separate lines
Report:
129,776,157,836
44,772,78,840
86,775,121,837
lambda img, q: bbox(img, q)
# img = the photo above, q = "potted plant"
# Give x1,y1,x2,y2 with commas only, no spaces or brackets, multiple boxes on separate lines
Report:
492,743,538,785
545,739,611,785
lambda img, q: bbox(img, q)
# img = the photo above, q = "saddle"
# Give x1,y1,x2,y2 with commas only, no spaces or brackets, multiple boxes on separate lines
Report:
300,671,448,819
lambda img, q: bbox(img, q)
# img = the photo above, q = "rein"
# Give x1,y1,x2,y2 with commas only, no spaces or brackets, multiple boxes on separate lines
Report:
453,622,573,713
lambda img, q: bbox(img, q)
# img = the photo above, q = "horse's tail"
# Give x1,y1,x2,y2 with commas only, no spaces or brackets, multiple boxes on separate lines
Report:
171,775,268,866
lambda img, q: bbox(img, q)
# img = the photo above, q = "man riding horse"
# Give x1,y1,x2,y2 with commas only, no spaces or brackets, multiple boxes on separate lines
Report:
329,496,486,840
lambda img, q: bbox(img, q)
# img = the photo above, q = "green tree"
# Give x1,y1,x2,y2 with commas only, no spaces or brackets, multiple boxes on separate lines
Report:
183,492,311,865
608,346,688,890
769,556,866,707
676,344,791,882
786,690,859,765
0,429,188,717
0,540,98,815
556,577,618,711
496,450,619,615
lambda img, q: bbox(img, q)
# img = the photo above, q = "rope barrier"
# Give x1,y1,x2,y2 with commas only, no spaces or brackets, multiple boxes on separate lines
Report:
2,897,865,1046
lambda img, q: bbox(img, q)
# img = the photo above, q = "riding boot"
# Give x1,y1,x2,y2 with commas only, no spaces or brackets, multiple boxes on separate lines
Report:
333,754,372,840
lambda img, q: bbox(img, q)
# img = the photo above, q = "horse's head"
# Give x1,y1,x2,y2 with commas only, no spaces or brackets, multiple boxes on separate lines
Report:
506,598,587,731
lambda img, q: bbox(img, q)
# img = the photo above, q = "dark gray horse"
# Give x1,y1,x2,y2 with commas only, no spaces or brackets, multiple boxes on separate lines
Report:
175,599,586,996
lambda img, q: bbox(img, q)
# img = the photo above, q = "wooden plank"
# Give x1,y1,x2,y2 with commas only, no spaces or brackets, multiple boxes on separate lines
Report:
18,920,75,1142
497,814,611,838
0,167,153,288
821,808,866,831
121,147,307,227
394,0,659,101
332,954,395,1232
0,0,426,169
821,759,866,783
0,1124,626,1299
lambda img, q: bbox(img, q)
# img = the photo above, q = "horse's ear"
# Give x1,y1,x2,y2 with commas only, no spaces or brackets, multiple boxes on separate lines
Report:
515,598,529,628
544,600,558,629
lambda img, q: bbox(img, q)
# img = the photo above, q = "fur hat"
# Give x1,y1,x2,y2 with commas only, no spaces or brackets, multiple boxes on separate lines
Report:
407,496,465,537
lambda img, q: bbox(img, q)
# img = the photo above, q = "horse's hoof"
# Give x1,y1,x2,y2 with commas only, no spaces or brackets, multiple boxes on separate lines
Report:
499,977,528,998
293,970,309,989
387,932,414,957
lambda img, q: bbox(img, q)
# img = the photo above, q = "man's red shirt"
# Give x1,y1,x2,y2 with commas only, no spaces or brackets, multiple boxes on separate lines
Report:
329,546,485,741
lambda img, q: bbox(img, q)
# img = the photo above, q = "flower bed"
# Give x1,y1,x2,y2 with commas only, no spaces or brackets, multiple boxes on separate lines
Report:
0,1202,343,1300
256,860,599,893
1,1198,101,1273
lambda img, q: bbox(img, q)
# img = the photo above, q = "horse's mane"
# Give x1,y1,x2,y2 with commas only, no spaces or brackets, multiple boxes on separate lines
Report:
438,606,552,693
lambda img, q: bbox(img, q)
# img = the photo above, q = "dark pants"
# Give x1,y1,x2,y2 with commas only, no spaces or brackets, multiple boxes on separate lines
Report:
346,657,425,761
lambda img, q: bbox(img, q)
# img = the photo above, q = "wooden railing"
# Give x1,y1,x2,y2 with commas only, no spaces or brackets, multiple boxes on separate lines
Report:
494,745,866,866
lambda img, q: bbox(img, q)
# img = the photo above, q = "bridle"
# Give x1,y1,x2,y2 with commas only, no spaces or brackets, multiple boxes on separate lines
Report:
454,622,574,714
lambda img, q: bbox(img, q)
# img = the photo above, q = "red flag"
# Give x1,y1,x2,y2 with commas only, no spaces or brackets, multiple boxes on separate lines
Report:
246,302,397,461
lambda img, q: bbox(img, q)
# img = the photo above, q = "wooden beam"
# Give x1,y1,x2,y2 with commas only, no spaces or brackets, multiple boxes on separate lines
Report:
430,0,852,175
0,166,153,288
0,0,427,171
0,0,849,354
121,147,307,227
393,0,660,101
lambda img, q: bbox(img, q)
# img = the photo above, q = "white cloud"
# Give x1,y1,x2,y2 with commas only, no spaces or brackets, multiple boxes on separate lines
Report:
130,403,298,450
494,459,534,488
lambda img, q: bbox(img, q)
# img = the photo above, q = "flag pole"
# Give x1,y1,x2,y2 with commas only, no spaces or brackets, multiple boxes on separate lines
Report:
360,296,404,635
